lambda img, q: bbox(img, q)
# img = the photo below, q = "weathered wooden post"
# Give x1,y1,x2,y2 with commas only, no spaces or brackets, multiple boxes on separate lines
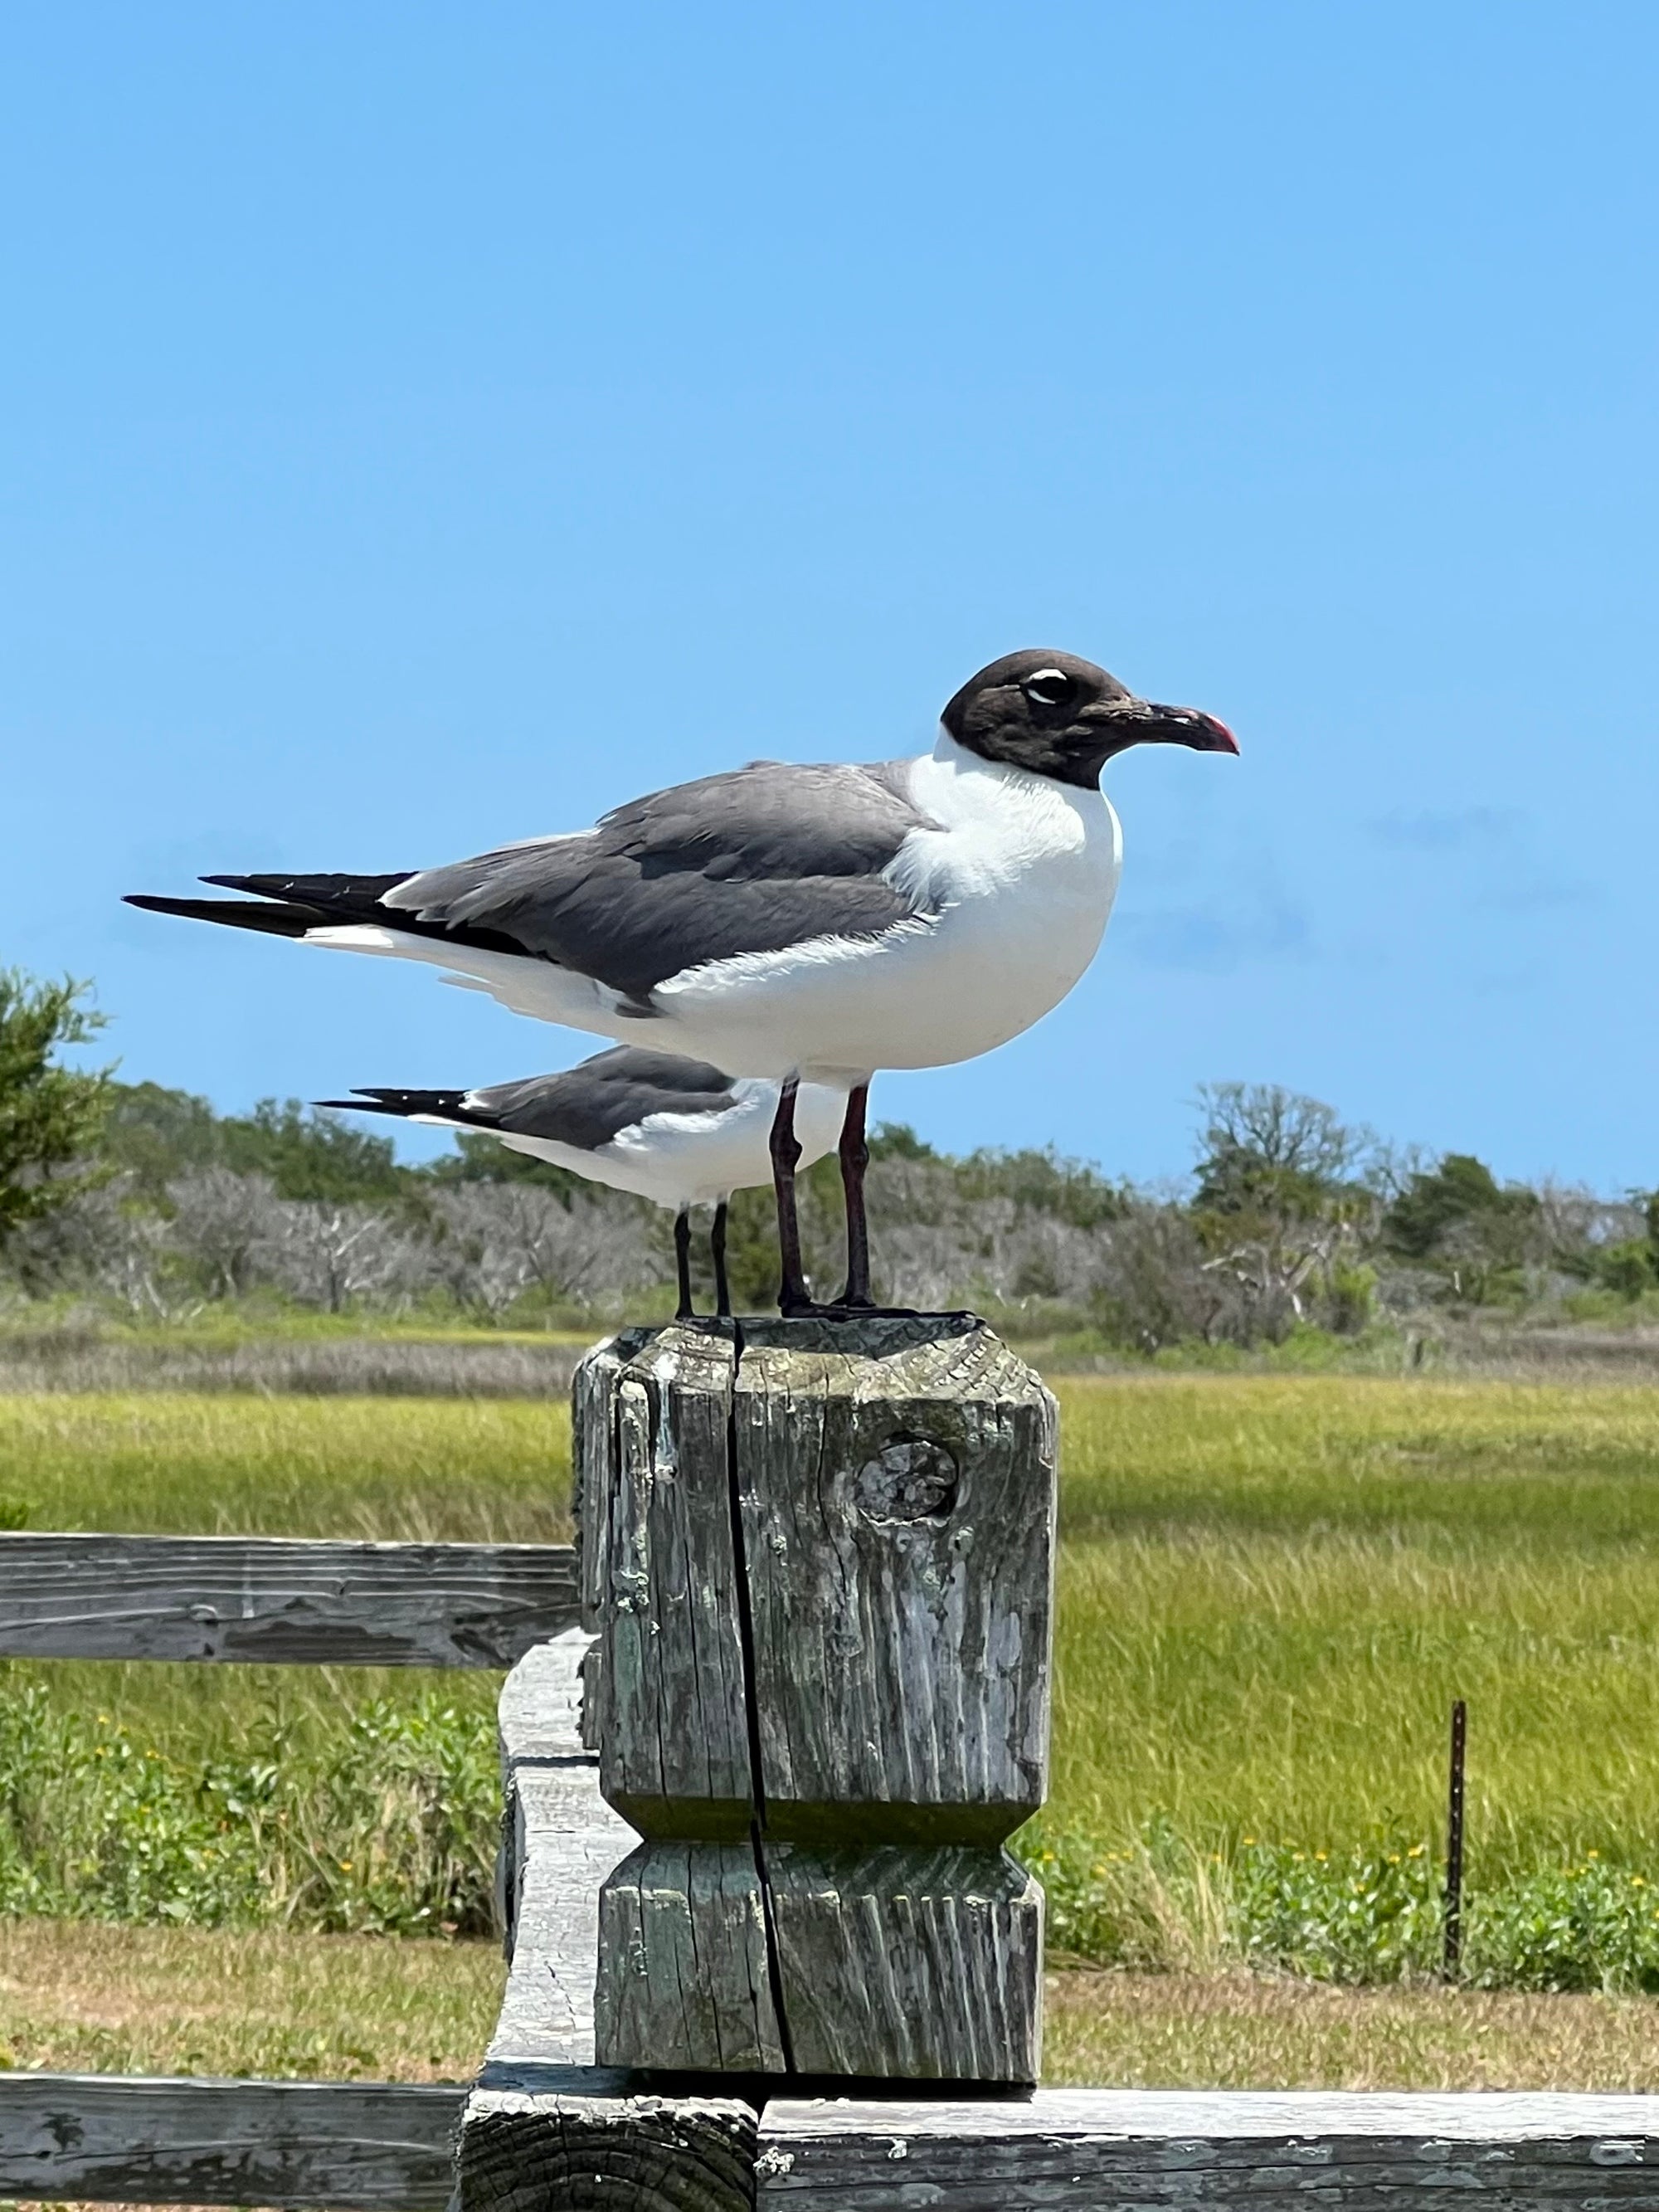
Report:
576,1313,1056,2086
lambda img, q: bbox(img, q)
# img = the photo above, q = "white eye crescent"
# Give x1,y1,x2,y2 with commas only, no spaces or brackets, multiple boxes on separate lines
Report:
1024,668,1070,704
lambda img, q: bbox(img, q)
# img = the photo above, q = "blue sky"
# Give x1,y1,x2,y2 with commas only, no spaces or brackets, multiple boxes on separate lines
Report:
4,3,1657,1187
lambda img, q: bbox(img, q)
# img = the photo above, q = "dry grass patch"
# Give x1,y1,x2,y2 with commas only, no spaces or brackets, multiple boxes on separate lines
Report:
0,1917,503,2080
7,1920,1659,2095
1045,1967,1659,2089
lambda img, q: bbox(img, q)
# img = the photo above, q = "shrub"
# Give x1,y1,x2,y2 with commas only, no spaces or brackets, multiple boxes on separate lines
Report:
0,971,115,1243
0,1678,497,1937
1230,1834,1441,1981
1022,1823,1659,1991
1596,1240,1657,1302
1467,1858,1659,1993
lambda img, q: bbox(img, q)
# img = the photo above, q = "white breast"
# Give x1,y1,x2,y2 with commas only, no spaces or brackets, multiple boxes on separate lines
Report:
650,737,1121,1081
601,1079,844,1206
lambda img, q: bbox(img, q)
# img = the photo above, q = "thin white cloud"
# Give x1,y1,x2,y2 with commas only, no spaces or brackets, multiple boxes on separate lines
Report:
1121,885,1310,973
1366,806,1524,850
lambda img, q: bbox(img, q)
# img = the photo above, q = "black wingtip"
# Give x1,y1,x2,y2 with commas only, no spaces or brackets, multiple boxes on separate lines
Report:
319,1086,474,1123
124,892,317,938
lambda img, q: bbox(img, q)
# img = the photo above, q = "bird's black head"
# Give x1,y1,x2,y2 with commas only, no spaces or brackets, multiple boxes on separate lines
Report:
940,649,1238,791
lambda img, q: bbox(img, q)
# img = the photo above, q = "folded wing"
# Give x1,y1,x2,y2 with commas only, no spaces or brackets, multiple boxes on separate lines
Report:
130,761,934,1006
333,1047,742,1154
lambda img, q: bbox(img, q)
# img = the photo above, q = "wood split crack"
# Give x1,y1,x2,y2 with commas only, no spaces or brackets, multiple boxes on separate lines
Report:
722,1317,796,2076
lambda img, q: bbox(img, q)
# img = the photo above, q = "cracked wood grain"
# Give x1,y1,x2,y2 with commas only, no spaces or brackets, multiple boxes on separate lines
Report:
734,1315,1056,1845
766,1844,1043,2083
0,2073,461,2208
588,1327,752,1840
756,2090,1659,2208
0,1532,577,1667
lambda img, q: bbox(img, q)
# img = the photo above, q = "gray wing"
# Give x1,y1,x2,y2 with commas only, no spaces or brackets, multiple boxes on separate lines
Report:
383,759,932,1004
470,1049,741,1150
335,1048,742,1153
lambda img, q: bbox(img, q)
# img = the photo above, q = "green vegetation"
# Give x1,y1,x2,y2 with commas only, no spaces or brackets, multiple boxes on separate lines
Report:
0,969,114,1241
0,1392,561,1898
7,1379,1659,1990
106,1085,408,1204
0,1683,499,1937
0,1393,567,1940
1032,1377,1659,1986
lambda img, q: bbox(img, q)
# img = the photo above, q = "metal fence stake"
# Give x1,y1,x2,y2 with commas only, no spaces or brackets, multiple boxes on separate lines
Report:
1443,1697,1467,1980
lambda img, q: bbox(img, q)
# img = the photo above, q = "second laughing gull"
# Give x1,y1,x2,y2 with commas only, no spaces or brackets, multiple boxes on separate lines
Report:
129,647,1236,1313
323,1047,847,1318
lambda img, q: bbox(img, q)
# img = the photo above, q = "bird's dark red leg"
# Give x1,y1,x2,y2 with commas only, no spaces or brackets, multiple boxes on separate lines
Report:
836,1084,873,1309
673,1206,695,1321
711,1201,731,1319
770,1079,811,1314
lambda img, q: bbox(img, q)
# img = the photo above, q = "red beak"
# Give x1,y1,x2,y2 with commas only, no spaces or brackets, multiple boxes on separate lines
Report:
1145,703,1239,755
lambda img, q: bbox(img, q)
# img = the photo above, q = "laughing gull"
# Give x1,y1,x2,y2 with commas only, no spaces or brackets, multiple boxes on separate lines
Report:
320,1047,847,1319
129,647,1235,1313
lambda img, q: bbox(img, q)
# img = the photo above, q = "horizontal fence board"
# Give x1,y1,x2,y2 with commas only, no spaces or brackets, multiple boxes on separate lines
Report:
0,1532,578,1667
0,2071,463,2208
757,2089,1659,2207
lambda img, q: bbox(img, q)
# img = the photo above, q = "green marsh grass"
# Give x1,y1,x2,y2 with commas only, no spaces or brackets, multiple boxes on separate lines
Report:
1046,1377,1659,1872
0,1391,572,1542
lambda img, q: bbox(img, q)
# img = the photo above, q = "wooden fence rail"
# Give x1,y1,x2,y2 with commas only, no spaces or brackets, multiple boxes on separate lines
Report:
0,2073,463,2208
753,2090,1659,2206
0,1532,578,1667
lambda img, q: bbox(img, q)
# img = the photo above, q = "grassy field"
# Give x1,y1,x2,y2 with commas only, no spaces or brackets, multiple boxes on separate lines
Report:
1050,1376,1659,1870
0,1391,572,1542
4,1375,1659,1984
0,1393,568,1880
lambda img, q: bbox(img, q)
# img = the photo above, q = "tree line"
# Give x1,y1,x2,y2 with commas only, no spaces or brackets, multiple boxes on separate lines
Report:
1,969,1652,1342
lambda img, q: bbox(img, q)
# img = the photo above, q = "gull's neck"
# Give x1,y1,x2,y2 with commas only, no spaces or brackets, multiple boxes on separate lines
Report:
927,726,1101,806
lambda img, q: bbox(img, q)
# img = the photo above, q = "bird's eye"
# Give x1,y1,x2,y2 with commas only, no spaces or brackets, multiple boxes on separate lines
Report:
1024,669,1073,709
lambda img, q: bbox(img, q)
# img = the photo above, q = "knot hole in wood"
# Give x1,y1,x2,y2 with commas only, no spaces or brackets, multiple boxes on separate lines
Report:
853,1433,959,1526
